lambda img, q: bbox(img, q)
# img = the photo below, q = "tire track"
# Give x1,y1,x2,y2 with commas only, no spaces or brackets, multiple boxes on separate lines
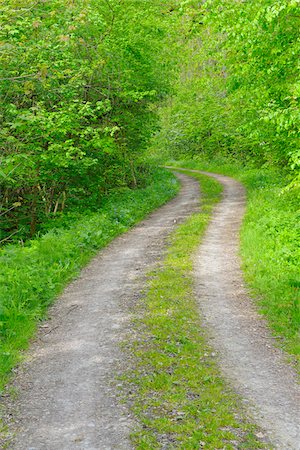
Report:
3,173,199,450
182,168,300,449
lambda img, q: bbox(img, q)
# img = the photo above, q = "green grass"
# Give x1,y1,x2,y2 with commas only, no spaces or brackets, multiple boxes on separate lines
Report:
125,171,269,449
168,159,300,366
0,168,179,393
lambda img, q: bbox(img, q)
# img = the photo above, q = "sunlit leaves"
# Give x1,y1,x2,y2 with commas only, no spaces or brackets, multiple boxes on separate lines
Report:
0,0,179,242
157,0,300,186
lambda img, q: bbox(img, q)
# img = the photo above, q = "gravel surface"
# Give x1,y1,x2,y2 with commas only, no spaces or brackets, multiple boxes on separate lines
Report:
2,173,199,450
2,169,299,450
187,168,300,450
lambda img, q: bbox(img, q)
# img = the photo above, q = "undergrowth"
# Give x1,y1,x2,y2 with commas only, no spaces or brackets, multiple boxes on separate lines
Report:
0,168,179,392
168,160,300,366
125,171,268,449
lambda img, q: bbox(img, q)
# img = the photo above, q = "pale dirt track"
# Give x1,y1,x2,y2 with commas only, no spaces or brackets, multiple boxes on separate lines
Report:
2,170,300,449
173,168,299,449
2,173,199,450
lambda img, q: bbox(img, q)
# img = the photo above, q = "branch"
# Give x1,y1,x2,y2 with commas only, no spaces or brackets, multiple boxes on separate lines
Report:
0,228,22,245
0,74,37,82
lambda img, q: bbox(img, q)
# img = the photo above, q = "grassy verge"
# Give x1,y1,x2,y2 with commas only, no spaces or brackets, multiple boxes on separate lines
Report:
125,171,269,449
0,168,179,392
168,160,300,365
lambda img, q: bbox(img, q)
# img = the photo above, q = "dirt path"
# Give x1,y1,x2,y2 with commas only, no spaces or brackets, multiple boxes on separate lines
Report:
182,168,299,449
3,173,200,450
3,169,299,449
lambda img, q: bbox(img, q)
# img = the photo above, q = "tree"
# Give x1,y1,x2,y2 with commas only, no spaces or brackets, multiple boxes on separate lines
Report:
0,0,179,242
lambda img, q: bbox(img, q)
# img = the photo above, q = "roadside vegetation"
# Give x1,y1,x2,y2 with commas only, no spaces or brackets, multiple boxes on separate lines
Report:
0,169,179,392
125,171,269,449
155,1,300,188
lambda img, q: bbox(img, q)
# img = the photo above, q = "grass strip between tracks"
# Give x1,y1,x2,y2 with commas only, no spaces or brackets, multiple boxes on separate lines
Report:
125,170,269,449
168,161,300,366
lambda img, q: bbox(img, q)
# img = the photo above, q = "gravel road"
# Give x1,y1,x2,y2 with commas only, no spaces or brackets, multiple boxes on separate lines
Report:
187,168,299,449
4,173,199,450
2,169,299,449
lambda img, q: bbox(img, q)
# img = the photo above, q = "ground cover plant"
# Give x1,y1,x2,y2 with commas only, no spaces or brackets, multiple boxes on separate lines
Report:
125,171,269,449
0,169,179,392
167,161,300,367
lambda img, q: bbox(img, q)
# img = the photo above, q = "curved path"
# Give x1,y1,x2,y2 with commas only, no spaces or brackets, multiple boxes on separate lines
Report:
180,168,299,449
2,169,299,449
3,174,200,450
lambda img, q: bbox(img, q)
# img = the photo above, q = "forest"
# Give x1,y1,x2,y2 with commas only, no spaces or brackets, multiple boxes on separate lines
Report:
157,0,300,183
0,0,300,450
0,0,179,242
0,1,299,445
1,0,300,244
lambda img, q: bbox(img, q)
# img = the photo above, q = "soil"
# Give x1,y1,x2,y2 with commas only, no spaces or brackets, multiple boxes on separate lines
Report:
183,168,299,450
1,169,299,449
1,173,199,450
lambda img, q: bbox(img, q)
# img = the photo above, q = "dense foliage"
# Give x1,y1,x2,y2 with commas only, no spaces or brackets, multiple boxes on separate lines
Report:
3,0,298,243
0,0,177,242
156,0,300,187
